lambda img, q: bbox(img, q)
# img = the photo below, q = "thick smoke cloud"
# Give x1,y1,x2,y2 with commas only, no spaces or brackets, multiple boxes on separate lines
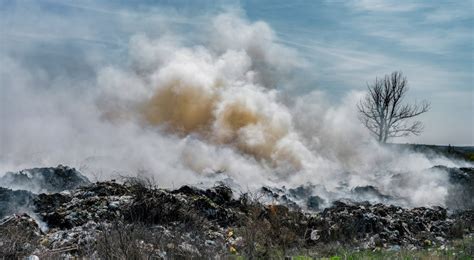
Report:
0,12,471,208
99,14,312,172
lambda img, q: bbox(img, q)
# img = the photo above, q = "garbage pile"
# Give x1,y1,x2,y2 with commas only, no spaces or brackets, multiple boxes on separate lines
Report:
0,165,90,219
0,165,90,193
434,166,474,209
0,165,473,258
259,183,395,212
307,200,473,249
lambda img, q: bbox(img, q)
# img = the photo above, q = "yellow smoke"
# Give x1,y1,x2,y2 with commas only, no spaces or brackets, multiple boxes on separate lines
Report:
213,101,288,163
141,79,217,134
138,79,303,169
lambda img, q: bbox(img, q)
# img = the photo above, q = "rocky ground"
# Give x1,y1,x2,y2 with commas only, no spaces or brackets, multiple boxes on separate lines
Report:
0,166,473,259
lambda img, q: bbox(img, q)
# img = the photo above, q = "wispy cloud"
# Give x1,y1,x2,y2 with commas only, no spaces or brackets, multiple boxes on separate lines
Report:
330,1,473,55
345,0,425,13
424,3,473,23
358,23,471,55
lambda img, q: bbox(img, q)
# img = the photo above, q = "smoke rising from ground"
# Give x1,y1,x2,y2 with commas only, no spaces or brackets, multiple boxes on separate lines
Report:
0,12,471,208
99,14,313,171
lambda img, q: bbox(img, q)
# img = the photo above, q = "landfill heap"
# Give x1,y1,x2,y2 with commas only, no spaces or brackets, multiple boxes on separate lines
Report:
0,166,473,258
308,201,473,248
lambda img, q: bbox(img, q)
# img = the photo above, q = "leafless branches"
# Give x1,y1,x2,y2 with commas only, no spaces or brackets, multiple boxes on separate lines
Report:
357,71,430,143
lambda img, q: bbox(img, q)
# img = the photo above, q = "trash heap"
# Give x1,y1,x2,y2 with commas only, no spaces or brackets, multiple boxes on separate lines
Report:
436,166,474,209
0,165,90,193
0,165,473,258
307,200,473,249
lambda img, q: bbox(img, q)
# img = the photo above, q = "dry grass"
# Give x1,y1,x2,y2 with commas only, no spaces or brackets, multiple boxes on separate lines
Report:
0,218,40,259
235,193,307,258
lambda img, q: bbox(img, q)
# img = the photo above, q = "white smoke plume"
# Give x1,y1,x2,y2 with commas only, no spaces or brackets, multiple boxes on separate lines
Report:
0,12,471,208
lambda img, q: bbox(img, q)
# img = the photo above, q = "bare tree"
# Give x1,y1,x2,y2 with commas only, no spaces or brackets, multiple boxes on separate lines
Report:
357,71,430,143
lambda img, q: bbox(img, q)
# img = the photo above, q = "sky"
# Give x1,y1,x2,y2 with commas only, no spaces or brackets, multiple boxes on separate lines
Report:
0,0,473,145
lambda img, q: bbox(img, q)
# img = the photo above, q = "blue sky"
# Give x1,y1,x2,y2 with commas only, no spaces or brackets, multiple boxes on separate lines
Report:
0,0,473,145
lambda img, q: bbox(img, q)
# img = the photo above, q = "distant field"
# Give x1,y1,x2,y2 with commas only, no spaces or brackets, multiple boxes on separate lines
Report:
390,143,474,162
